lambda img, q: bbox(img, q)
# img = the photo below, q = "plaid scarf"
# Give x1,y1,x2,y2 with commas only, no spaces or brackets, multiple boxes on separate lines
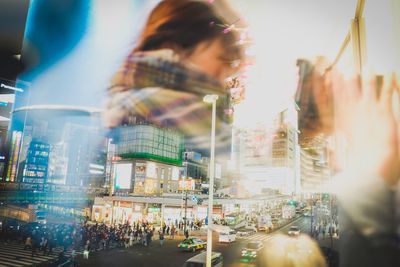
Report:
105,49,232,151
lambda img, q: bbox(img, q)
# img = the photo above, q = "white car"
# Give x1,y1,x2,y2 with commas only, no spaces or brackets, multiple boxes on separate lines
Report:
236,230,255,237
288,226,300,236
219,230,236,243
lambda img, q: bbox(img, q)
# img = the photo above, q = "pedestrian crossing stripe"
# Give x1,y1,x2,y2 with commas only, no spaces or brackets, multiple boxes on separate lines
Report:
0,252,45,263
0,243,59,259
0,254,38,266
0,249,48,260
0,242,83,266
237,233,273,242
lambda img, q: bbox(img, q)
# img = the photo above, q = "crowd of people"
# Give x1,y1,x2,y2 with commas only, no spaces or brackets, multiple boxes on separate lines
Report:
0,217,196,265
312,221,339,240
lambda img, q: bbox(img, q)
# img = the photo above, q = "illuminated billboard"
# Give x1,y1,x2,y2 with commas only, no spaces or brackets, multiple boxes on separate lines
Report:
146,161,157,178
172,166,180,180
114,163,132,189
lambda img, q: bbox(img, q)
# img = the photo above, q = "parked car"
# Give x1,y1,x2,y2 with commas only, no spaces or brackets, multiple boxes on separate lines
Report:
178,238,207,252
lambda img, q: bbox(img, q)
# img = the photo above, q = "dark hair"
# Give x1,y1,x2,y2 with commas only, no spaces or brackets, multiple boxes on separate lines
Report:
134,0,242,62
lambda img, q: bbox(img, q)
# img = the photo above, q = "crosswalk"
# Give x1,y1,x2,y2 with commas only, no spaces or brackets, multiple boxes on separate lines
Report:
237,232,273,243
0,242,81,267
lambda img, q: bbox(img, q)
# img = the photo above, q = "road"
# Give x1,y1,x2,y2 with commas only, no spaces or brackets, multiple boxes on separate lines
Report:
78,216,324,267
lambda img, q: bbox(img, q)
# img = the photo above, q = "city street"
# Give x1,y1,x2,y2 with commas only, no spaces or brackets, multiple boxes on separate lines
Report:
2,0,393,266
77,216,326,267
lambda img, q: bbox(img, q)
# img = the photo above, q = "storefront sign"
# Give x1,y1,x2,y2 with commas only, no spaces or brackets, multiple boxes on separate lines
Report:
120,201,132,208
179,179,195,190
148,207,160,213
135,162,146,182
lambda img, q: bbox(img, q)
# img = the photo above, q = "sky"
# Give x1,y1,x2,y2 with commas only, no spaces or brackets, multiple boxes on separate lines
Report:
19,0,399,130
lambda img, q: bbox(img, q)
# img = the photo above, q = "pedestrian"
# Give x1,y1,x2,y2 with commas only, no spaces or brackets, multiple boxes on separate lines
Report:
57,250,65,265
24,236,32,250
146,231,152,246
83,240,90,260
31,232,39,257
42,237,48,255
159,231,164,246
142,232,147,246
171,226,175,240
134,229,138,242
71,249,78,267
124,232,129,248
129,232,134,247
184,229,189,239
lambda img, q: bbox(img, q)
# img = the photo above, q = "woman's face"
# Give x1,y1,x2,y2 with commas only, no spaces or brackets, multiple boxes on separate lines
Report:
186,38,237,83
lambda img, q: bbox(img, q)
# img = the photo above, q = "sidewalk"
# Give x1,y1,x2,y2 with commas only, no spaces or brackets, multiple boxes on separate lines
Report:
154,228,208,241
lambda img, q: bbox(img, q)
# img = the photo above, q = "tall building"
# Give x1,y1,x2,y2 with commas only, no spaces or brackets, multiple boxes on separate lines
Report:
22,140,50,184
0,79,30,181
47,141,69,184
183,151,209,193
110,123,184,196
5,105,105,189
230,108,300,196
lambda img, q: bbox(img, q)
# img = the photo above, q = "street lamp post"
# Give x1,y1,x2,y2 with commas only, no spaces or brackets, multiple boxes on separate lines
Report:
182,158,189,236
203,94,218,267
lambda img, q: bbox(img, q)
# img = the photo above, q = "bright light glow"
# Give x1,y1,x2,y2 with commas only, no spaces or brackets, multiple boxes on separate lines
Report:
230,0,358,127
114,163,132,189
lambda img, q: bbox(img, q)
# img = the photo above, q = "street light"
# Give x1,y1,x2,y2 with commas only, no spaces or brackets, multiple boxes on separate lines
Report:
203,94,218,267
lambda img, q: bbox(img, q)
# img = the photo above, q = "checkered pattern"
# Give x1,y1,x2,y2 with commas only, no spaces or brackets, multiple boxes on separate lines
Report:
105,49,233,151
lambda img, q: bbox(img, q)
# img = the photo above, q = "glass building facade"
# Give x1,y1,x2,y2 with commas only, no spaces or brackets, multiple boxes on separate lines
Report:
22,140,50,183
115,125,184,166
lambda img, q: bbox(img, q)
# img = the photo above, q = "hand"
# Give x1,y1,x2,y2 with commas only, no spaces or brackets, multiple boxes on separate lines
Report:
331,72,400,186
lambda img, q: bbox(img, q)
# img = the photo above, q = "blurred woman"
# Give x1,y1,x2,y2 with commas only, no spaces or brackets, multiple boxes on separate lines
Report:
104,0,243,152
